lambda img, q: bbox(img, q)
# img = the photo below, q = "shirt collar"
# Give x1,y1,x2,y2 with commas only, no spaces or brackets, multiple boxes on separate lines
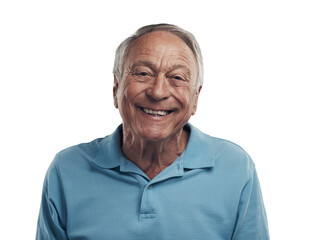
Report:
182,123,215,169
94,125,124,169
93,123,215,170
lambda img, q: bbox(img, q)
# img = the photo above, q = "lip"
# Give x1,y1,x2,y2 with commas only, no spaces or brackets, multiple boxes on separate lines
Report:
136,105,174,119
137,105,173,112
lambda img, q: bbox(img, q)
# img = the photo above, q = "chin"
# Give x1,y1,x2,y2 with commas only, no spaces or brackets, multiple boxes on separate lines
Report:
138,127,170,142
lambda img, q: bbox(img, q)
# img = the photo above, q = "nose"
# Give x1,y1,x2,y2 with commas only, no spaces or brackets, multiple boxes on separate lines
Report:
146,74,170,101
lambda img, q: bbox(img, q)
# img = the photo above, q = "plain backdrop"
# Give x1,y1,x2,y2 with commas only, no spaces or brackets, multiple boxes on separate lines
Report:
1,0,310,239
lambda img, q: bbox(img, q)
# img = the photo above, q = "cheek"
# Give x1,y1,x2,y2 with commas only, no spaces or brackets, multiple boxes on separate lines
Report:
118,81,146,110
175,87,195,109
117,81,132,104
126,81,148,99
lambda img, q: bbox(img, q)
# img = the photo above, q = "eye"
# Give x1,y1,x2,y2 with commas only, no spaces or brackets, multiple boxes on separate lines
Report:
168,74,189,87
131,70,151,77
138,72,149,76
171,75,186,82
173,76,183,80
130,69,154,82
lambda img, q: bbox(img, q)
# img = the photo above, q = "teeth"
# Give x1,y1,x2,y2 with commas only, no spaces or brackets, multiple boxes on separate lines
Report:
142,108,170,116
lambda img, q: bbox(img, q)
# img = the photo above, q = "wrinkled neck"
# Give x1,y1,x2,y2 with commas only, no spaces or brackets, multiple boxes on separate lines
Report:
121,126,189,179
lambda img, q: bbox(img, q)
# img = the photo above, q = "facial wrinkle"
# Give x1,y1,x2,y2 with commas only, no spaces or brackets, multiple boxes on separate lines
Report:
122,125,187,177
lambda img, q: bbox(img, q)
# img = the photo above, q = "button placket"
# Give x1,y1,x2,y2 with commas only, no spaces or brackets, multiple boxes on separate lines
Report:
139,184,156,220
134,157,185,220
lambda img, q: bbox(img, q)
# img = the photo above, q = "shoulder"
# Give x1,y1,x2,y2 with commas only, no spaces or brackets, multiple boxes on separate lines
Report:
51,137,105,169
207,135,255,184
212,136,253,162
48,125,123,174
189,124,255,177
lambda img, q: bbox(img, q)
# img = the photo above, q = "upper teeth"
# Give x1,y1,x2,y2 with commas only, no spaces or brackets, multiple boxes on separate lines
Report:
142,108,170,116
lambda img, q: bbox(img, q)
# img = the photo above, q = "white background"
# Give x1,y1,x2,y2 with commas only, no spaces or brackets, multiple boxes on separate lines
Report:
1,0,310,239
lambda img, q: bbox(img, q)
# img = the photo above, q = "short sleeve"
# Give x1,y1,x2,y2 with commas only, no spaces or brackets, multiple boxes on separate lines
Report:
36,156,68,240
231,167,270,240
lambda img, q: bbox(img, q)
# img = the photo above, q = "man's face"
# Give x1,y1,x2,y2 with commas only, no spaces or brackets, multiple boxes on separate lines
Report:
114,31,201,142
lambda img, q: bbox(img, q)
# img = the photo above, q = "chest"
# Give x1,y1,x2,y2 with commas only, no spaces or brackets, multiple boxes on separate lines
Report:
63,169,241,240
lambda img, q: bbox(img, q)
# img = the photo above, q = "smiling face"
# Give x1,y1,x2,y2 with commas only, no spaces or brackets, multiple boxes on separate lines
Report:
114,31,201,142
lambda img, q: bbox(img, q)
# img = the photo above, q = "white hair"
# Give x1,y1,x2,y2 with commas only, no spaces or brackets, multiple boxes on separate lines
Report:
113,23,204,90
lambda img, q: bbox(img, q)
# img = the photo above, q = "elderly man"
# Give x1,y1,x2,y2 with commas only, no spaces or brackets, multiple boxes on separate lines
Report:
36,24,269,239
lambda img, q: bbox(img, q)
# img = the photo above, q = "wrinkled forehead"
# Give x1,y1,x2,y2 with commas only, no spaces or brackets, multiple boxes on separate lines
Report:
124,31,198,71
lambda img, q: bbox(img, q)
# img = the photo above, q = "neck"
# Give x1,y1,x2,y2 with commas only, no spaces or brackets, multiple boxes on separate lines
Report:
121,126,189,179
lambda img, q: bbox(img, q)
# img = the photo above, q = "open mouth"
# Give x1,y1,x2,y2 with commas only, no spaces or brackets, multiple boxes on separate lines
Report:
139,107,172,117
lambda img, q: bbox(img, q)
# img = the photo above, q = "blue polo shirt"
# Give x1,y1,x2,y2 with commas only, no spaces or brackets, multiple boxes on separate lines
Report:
36,124,269,240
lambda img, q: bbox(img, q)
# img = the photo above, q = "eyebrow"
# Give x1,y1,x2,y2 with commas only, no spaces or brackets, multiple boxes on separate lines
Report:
130,61,192,76
130,61,156,71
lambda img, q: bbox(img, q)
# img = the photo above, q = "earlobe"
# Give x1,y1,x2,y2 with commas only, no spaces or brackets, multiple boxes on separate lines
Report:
113,75,119,109
191,86,202,115
191,103,198,115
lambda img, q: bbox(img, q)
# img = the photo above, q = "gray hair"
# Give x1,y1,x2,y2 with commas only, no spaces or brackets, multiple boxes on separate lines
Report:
113,23,204,90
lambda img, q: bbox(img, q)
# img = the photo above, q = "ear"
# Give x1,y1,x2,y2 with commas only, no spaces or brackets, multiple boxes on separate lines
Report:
113,75,119,109
191,86,202,115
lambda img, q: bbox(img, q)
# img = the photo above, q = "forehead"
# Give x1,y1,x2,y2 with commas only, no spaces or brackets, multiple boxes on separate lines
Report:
126,31,197,68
